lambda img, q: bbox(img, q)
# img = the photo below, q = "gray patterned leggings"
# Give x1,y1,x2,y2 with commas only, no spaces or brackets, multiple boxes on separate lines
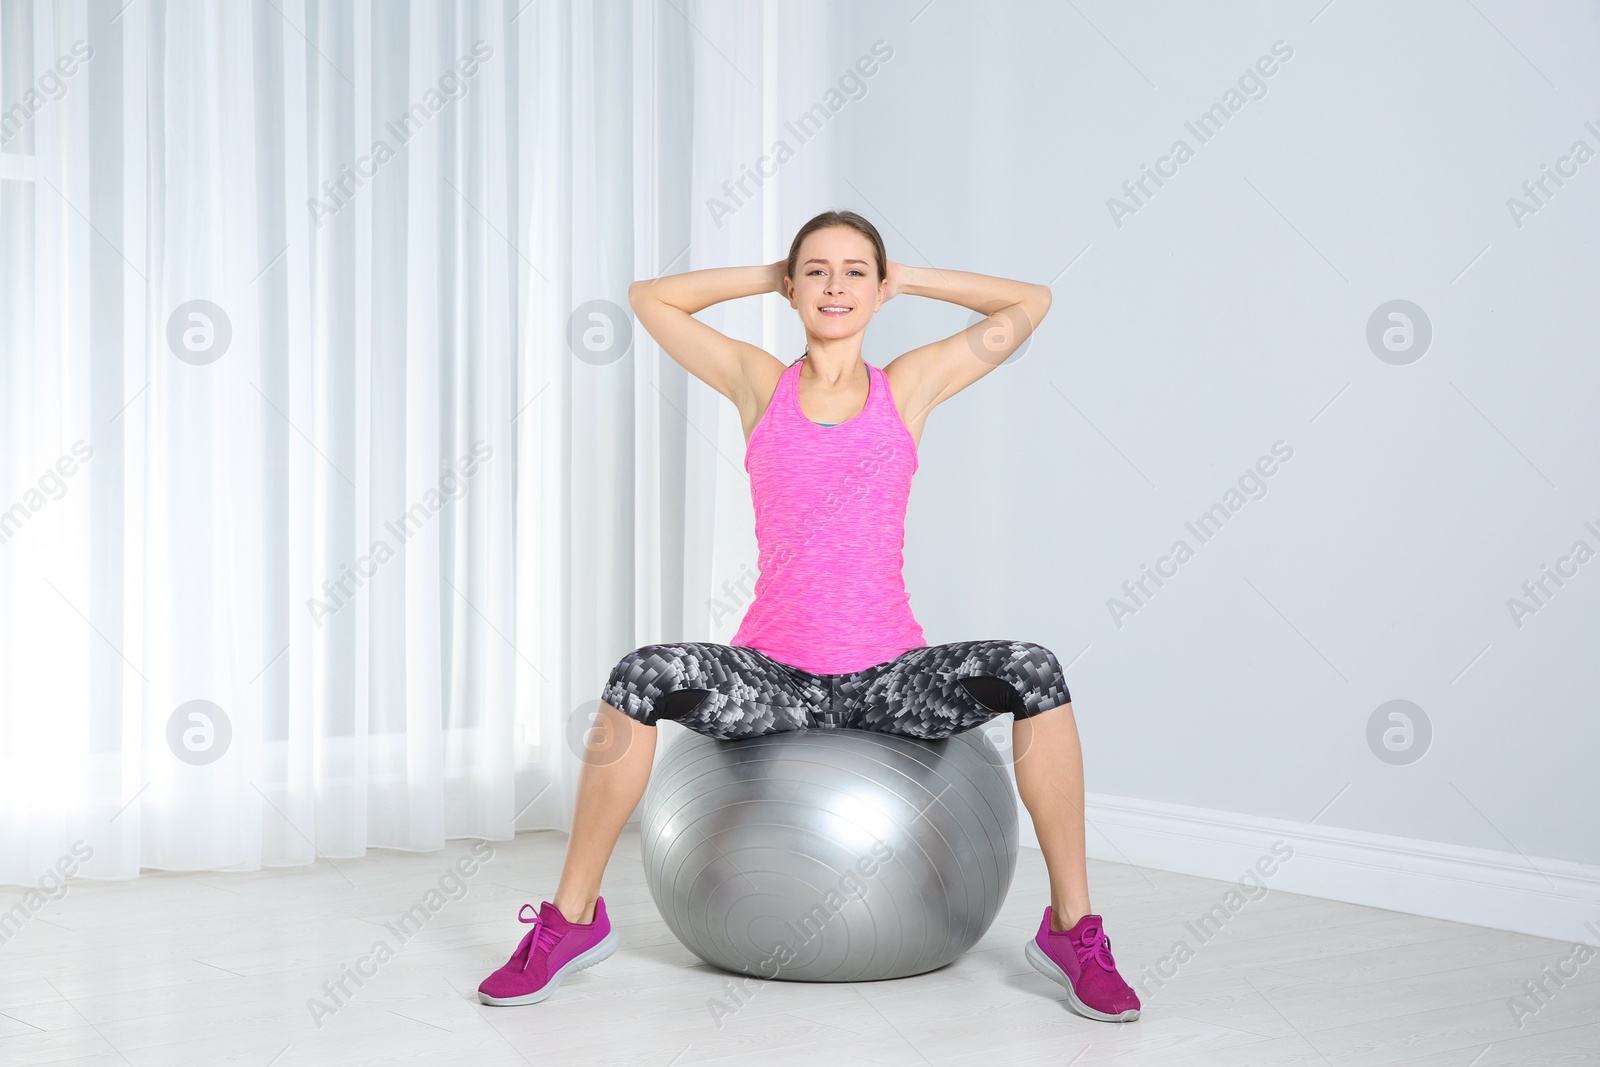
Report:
600,639,1071,741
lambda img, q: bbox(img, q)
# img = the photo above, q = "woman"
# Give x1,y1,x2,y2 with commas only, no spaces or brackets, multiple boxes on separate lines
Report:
477,210,1141,1023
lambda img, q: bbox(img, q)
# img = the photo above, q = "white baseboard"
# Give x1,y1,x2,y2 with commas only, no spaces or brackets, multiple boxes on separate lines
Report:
1016,791,1600,945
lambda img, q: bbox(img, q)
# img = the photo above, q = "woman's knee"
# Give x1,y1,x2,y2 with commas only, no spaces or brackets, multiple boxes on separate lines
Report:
1002,641,1071,719
602,643,695,724
603,641,736,724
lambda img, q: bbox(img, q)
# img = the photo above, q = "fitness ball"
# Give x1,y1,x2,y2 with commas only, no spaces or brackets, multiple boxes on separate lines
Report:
639,724,1019,982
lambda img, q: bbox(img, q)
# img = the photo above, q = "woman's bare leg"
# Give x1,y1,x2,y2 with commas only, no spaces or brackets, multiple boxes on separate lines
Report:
1011,702,1093,932
551,700,657,924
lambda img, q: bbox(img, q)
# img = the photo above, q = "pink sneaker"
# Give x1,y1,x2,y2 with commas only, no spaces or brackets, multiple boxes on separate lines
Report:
478,898,618,1006
1024,908,1141,1021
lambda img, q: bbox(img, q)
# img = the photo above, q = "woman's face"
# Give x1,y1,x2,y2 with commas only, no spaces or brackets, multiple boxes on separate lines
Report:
785,226,886,344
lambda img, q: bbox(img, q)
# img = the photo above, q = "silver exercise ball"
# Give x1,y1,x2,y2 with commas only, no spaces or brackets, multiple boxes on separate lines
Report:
639,725,1019,982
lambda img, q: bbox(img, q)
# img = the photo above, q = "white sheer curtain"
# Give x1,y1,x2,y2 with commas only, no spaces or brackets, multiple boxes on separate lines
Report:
0,0,788,887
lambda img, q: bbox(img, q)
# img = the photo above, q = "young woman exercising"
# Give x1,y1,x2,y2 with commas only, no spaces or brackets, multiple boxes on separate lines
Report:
477,210,1141,1023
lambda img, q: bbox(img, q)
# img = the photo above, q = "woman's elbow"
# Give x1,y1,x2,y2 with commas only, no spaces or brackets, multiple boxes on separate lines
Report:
1030,284,1053,321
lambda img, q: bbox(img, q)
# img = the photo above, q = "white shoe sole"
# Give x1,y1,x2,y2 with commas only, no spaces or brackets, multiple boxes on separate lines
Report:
1024,939,1141,1022
479,927,620,1006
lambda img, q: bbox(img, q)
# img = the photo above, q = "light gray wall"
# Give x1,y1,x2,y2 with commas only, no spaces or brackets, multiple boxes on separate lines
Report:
782,1,1599,867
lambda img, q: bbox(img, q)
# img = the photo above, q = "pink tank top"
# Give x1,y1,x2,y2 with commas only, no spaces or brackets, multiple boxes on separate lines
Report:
730,356,927,674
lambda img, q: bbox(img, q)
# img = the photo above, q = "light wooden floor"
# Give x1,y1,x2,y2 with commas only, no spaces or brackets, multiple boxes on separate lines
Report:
2,826,1597,1066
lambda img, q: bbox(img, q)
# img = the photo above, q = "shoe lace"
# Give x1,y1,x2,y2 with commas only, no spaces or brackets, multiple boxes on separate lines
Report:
516,904,564,973
1074,922,1117,971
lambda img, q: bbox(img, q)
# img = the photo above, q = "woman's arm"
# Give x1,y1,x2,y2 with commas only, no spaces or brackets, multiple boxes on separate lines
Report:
628,263,786,406
890,263,1047,320
883,263,1052,423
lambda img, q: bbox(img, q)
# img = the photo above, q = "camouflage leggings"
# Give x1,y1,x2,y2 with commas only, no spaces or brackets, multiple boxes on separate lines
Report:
600,640,1071,741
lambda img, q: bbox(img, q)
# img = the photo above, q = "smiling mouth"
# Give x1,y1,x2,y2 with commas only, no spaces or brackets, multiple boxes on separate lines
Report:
819,306,852,315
